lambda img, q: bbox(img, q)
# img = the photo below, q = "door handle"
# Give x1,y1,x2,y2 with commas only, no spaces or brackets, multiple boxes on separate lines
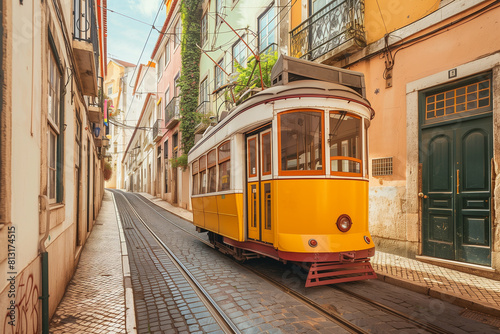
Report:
457,169,460,194
418,192,428,199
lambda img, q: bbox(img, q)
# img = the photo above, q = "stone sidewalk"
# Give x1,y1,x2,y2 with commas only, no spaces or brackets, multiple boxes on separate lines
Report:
139,192,500,318
50,191,132,333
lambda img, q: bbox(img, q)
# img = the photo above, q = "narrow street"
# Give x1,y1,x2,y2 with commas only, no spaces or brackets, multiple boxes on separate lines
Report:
51,189,500,333
3,2,500,334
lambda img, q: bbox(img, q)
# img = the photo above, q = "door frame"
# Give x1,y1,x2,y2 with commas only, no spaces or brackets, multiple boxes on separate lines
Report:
405,55,499,269
245,124,273,243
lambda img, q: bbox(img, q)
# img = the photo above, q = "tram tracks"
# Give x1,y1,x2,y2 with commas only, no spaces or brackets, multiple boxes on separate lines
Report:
121,191,453,334
113,191,240,334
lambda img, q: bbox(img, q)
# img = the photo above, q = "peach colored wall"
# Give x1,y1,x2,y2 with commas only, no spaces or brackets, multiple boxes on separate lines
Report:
350,4,500,182
345,4,500,260
364,0,440,44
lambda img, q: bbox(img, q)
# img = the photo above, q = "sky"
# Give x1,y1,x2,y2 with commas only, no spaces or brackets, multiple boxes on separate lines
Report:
106,0,167,65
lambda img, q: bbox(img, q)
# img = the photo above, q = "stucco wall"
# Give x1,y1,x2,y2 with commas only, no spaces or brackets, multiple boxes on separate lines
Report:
347,3,500,272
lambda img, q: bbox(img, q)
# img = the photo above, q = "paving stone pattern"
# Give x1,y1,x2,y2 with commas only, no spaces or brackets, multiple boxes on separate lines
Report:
372,252,500,307
247,258,500,333
139,192,500,310
123,192,345,333
113,193,223,334
50,192,125,334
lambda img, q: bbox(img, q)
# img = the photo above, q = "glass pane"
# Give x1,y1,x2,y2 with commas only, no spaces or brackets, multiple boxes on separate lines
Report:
329,113,361,174
208,166,217,192
280,111,323,172
200,171,207,194
262,133,271,174
50,131,56,168
192,160,199,175
264,183,271,230
218,141,230,161
248,138,257,176
219,161,230,191
207,149,216,167
192,174,199,195
199,155,206,170
49,170,56,200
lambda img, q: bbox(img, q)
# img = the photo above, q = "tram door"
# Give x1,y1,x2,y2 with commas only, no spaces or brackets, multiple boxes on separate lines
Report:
246,128,273,244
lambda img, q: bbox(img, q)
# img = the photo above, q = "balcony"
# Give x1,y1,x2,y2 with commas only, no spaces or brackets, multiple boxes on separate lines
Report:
194,101,211,134
73,0,99,96
290,0,366,63
165,96,180,130
87,76,103,123
152,119,164,142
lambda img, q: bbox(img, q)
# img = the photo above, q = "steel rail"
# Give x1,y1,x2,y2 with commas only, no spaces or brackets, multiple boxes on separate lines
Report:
129,192,453,334
128,193,367,333
331,285,454,334
115,192,241,334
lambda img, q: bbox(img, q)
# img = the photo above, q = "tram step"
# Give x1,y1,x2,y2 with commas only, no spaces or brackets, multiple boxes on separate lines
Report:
305,261,377,287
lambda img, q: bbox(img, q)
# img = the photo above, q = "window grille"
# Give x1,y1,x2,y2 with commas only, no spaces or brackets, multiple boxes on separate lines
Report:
372,157,393,176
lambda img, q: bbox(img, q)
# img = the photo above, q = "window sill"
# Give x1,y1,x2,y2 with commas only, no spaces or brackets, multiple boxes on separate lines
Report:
49,203,65,211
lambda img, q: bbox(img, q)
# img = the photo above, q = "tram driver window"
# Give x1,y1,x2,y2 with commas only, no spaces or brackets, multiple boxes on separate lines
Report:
329,112,362,176
279,111,323,173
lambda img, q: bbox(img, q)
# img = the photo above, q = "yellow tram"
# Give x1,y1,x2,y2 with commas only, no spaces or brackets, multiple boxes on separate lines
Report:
188,56,376,286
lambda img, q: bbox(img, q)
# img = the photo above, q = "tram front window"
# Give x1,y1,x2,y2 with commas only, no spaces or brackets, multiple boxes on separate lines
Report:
329,112,362,176
280,111,323,173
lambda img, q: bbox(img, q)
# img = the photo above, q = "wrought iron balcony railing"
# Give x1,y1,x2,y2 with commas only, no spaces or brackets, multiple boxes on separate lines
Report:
73,0,99,68
152,119,163,141
290,0,366,61
165,96,180,126
196,101,211,115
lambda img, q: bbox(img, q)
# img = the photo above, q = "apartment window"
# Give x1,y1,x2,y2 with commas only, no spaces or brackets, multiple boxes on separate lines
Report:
258,5,277,54
172,132,178,158
164,88,170,112
164,140,169,193
107,85,113,96
215,58,224,89
207,149,217,193
174,73,181,97
216,0,223,25
48,46,63,203
158,54,164,80
232,39,247,71
201,13,208,46
200,77,208,104
165,39,171,66
174,20,182,49
218,141,231,191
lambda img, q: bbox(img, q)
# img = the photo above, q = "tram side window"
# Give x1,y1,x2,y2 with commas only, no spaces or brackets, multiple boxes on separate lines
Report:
279,111,323,173
192,160,199,195
199,155,207,194
207,149,217,193
218,141,231,191
329,112,362,176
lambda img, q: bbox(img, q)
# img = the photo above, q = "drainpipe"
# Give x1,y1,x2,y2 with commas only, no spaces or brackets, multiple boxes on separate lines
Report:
39,195,50,334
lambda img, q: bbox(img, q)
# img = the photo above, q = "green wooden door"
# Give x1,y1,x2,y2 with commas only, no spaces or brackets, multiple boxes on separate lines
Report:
421,116,492,266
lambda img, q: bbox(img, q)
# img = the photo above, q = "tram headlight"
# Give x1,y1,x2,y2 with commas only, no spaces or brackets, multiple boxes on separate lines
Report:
336,215,352,232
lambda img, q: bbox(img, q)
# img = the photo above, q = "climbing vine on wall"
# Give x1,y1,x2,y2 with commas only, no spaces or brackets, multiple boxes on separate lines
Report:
178,0,202,153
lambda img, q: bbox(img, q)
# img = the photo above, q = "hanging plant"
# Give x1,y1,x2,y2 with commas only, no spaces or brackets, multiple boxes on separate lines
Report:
104,162,113,181
170,153,188,170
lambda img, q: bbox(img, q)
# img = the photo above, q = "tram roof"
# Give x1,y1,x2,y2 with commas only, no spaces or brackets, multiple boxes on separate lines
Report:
189,80,374,156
